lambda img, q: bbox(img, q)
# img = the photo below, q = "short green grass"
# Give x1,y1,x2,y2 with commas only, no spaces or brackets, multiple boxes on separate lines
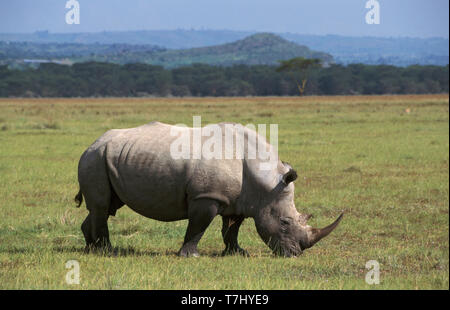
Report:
0,95,448,289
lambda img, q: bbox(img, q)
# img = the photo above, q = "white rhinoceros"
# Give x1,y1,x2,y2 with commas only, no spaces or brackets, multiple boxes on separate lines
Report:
75,121,343,257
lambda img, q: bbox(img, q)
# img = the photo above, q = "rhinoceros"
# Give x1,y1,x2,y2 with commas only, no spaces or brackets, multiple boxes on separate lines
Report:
75,121,343,257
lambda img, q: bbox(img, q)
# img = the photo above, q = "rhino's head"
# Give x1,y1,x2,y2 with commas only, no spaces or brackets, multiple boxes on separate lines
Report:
252,163,343,257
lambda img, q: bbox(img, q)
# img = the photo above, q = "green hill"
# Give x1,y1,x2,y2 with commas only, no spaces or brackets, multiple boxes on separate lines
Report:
144,33,333,67
71,33,333,68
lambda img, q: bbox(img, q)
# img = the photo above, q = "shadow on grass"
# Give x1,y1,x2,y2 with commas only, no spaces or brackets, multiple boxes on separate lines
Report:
51,246,253,258
1,246,248,258
52,245,172,257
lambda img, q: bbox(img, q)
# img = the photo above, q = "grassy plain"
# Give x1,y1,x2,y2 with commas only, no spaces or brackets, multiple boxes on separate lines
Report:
0,95,448,289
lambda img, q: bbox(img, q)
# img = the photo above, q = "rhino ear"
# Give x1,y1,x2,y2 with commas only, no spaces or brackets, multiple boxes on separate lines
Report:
282,169,298,185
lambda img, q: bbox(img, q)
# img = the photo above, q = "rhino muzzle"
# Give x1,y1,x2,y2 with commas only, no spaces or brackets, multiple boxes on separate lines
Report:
257,212,344,257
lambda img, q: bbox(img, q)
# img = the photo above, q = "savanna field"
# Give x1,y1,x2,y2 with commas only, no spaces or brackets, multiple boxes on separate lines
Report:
0,94,448,289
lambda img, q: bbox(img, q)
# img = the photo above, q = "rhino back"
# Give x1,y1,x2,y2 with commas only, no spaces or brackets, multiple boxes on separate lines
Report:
103,122,243,221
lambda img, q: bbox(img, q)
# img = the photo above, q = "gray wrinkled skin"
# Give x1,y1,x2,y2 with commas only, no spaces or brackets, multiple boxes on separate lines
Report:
75,121,343,257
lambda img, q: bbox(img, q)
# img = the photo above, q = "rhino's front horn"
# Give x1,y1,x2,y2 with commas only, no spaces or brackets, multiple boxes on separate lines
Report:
306,213,344,248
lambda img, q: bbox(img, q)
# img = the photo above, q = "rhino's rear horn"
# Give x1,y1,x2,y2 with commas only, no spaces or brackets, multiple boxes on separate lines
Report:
282,169,298,185
307,213,344,247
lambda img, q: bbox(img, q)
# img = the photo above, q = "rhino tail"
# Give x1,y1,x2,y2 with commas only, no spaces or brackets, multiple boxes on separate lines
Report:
74,188,83,208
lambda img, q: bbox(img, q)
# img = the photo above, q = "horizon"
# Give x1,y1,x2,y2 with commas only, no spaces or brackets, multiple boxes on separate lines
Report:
0,0,448,39
1,28,449,40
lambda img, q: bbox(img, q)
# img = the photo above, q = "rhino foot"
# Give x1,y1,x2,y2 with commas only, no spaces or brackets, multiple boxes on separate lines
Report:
84,243,113,255
177,246,200,257
222,246,249,257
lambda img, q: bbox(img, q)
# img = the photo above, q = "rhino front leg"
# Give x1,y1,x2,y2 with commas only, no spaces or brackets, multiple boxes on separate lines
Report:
221,215,249,256
178,198,219,257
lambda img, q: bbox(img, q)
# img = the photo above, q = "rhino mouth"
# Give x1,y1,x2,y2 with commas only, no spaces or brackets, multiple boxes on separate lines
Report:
267,236,303,257
278,242,303,257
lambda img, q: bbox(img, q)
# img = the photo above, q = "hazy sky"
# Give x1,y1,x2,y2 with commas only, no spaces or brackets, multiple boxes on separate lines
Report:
0,0,448,38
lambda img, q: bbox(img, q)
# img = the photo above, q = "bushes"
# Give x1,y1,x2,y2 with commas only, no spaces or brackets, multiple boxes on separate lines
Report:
0,62,447,97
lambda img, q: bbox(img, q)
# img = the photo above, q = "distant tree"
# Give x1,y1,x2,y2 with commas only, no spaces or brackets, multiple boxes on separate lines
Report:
276,57,322,95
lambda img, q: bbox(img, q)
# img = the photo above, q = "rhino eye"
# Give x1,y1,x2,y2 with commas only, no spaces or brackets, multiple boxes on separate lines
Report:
280,217,292,226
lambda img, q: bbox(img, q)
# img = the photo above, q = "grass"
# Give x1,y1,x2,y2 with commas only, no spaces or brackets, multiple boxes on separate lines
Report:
0,94,448,289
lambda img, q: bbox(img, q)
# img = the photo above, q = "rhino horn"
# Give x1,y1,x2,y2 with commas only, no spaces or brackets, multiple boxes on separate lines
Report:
306,213,344,248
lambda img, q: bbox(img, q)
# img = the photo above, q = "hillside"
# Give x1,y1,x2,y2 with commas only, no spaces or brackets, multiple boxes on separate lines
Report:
121,33,334,67
0,41,164,61
1,33,333,68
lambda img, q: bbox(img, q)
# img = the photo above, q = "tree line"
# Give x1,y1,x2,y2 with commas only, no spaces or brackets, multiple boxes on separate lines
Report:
0,62,448,97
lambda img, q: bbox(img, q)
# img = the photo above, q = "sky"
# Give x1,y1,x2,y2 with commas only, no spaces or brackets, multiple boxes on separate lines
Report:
0,0,448,38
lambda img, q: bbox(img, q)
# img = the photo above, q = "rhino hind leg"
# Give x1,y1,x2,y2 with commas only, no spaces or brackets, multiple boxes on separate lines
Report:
221,215,248,256
91,212,111,250
78,151,117,252
81,211,112,253
81,213,94,250
79,183,113,252
178,198,219,257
